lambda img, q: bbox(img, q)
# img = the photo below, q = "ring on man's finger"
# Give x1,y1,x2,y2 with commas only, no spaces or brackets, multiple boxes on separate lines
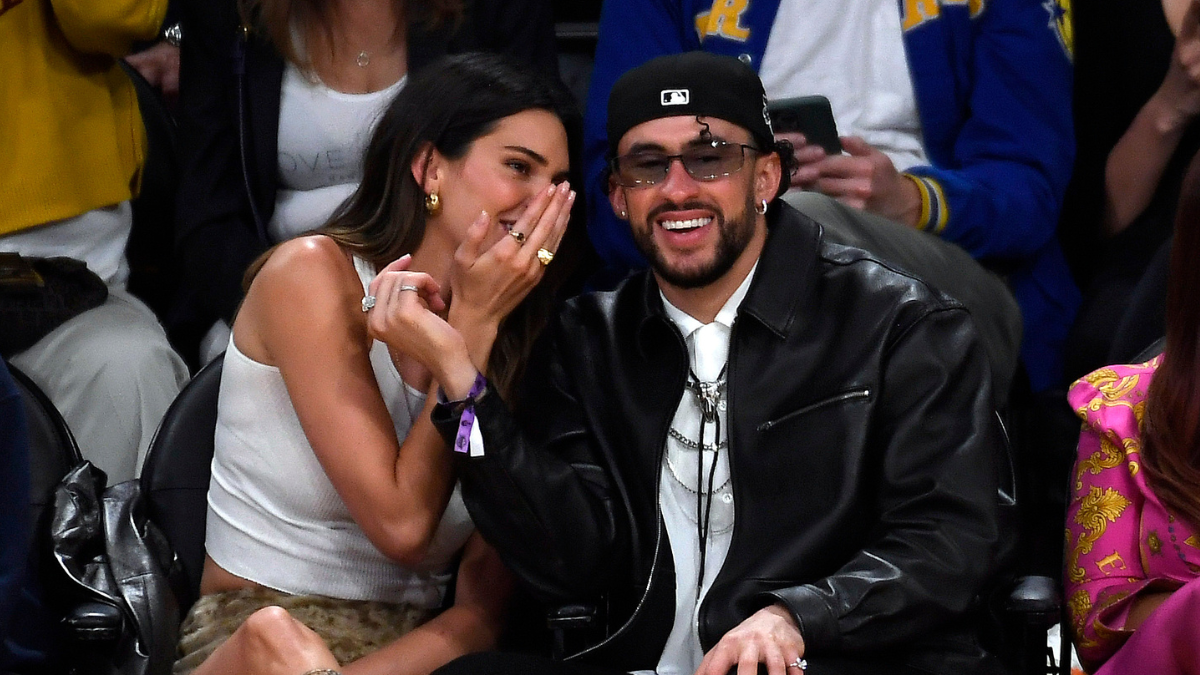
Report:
509,229,527,245
361,295,376,312
536,248,554,266
397,284,421,293
788,659,807,671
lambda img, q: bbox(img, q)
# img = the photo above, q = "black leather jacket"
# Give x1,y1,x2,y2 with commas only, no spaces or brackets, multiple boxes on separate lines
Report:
436,203,1012,674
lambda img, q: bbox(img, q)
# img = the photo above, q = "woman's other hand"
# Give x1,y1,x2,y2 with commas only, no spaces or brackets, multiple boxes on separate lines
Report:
366,255,473,391
1159,0,1200,126
449,181,574,330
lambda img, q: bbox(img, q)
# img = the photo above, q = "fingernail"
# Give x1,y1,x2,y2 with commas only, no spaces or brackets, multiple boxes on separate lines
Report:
568,191,577,201
547,184,557,195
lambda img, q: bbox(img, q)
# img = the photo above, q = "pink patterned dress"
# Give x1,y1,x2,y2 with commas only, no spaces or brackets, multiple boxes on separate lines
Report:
1065,357,1200,674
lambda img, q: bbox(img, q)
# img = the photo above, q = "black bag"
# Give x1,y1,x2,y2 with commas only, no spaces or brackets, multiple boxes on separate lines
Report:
49,462,182,675
0,254,108,357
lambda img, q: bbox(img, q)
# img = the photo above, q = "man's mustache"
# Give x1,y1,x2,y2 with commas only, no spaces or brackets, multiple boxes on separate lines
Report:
645,201,724,224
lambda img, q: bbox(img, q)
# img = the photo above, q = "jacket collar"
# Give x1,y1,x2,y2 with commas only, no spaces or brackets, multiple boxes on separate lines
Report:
635,202,821,345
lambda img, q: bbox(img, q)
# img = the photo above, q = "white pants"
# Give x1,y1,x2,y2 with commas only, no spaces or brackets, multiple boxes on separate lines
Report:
10,289,189,482
2,203,189,482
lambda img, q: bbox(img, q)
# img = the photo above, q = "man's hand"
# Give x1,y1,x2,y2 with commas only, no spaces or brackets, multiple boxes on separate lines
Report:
776,131,827,190
124,42,181,105
811,136,921,228
694,604,806,675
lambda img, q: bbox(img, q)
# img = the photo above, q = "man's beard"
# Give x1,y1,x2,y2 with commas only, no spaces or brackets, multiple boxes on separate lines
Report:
631,192,758,290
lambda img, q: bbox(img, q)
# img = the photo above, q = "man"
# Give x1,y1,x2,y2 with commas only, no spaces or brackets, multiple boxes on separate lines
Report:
581,0,1080,395
0,0,190,482
429,53,1009,675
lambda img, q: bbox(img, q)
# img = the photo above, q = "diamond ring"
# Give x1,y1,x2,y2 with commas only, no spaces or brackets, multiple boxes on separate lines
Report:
788,659,807,671
361,295,376,312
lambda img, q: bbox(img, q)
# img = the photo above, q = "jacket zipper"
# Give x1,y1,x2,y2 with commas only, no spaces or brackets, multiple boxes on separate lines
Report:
755,388,871,432
566,346,683,661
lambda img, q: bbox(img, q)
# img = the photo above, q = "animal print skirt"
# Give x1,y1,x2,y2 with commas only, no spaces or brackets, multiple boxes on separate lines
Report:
173,586,435,674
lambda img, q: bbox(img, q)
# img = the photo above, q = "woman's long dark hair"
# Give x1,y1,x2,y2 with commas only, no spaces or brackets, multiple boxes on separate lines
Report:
247,52,581,400
1143,149,1200,533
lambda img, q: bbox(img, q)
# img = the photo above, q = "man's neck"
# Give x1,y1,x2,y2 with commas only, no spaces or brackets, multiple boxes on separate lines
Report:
657,225,766,324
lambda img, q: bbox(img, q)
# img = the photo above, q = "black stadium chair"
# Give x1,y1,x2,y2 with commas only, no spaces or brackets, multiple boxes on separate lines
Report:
139,354,224,613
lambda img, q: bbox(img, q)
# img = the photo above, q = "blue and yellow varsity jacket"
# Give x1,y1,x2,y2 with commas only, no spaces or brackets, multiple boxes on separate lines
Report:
582,0,1080,392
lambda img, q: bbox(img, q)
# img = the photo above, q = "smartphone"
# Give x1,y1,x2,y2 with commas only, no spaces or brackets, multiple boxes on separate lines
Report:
767,95,842,155
0,252,44,290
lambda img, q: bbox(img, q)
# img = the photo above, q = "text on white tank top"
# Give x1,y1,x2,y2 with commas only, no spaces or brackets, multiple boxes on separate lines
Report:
270,64,406,242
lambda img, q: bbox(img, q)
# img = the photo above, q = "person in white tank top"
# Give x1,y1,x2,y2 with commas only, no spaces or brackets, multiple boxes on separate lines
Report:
178,53,579,675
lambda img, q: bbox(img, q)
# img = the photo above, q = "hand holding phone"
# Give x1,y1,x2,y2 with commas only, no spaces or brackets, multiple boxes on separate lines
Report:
767,95,842,155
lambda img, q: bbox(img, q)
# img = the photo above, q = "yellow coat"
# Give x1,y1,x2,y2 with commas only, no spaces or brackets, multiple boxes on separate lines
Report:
0,0,167,236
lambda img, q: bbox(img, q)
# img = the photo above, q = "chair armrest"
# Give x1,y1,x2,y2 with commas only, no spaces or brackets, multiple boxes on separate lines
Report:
1006,575,1061,617
547,604,598,661
62,599,124,644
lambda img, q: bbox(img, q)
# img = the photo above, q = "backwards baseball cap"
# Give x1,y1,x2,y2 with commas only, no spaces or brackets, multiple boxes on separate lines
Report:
606,51,775,159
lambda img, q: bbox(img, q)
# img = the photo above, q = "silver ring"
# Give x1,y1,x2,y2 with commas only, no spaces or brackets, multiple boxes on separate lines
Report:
788,658,807,671
397,284,420,293
360,295,376,312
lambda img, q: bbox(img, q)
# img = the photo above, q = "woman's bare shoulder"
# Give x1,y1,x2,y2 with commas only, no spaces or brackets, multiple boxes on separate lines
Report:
237,236,366,362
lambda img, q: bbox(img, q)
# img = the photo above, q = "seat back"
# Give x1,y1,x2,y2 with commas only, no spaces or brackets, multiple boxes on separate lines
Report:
9,363,82,533
6,362,82,670
139,355,223,613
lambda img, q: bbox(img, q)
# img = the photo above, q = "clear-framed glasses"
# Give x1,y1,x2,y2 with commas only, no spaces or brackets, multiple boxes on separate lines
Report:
610,141,761,187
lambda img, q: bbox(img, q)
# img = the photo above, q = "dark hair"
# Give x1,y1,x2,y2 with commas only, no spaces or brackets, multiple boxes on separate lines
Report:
239,0,462,73
247,52,581,399
1142,149,1200,533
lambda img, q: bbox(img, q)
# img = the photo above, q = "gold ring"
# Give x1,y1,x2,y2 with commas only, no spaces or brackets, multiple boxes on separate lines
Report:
536,248,554,266
509,229,527,245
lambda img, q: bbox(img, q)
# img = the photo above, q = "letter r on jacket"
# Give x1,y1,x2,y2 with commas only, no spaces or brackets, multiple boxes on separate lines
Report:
695,0,751,41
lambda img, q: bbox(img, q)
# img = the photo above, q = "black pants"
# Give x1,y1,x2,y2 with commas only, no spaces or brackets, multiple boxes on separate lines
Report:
432,652,927,675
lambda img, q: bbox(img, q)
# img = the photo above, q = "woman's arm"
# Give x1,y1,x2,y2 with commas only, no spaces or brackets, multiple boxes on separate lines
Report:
1104,1,1200,235
342,532,514,675
235,237,455,566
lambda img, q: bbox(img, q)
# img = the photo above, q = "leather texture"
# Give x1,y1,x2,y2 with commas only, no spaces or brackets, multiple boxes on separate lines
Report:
435,202,1012,674
50,462,181,675
139,355,223,612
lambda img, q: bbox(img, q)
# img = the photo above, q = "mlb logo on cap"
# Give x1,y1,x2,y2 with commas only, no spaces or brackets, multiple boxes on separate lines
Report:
660,89,690,106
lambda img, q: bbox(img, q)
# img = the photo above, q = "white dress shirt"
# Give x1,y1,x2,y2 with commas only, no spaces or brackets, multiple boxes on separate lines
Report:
636,263,757,675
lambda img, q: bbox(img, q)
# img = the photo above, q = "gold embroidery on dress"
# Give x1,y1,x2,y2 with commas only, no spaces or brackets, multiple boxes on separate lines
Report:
1069,487,1131,583
1075,435,1126,490
1148,531,1163,555
1078,369,1140,414
1067,589,1095,648
1185,535,1200,550
1095,551,1127,574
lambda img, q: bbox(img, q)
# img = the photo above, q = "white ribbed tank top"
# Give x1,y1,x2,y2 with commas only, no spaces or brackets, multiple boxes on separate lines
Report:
205,256,474,605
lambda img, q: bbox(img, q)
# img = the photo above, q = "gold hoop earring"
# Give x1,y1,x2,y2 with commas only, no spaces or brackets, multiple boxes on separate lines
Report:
424,192,441,215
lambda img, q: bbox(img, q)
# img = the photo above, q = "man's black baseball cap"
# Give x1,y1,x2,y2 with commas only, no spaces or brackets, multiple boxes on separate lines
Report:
606,51,775,158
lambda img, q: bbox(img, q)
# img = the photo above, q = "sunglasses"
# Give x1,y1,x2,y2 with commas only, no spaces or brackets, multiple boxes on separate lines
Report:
610,141,761,187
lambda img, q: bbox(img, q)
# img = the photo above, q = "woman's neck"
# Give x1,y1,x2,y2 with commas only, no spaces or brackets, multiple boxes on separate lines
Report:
409,230,455,306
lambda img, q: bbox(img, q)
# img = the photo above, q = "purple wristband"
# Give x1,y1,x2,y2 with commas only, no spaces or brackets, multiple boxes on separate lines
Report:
452,372,488,454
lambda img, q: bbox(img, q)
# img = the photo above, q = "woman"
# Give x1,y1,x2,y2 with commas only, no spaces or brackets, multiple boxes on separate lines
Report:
173,0,559,364
1064,147,1200,674
1063,0,1200,379
174,53,578,675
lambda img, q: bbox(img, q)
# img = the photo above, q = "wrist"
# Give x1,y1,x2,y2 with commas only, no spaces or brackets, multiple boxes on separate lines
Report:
437,345,482,401
895,174,925,229
448,304,501,341
1148,90,1196,135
